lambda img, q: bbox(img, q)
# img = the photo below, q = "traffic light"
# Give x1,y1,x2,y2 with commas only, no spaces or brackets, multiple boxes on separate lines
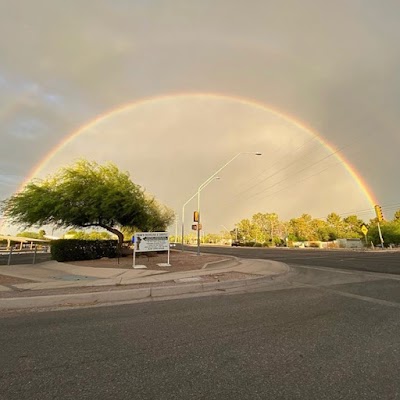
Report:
374,205,384,222
193,211,199,222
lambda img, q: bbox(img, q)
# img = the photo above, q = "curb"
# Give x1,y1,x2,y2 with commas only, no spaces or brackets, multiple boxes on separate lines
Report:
201,257,241,270
0,273,282,311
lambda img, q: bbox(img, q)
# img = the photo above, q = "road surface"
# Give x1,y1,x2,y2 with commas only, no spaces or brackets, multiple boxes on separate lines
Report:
1,258,400,399
194,245,400,274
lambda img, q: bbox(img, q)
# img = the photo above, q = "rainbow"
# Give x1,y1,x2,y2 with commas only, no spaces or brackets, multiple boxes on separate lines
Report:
17,92,379,206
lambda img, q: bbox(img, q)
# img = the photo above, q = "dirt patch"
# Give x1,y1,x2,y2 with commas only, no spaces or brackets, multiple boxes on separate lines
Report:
0,274,34,285
67,250,231,272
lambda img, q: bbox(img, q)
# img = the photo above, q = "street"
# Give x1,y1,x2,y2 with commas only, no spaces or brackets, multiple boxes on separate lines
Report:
195,245,400,275
1,256,400,399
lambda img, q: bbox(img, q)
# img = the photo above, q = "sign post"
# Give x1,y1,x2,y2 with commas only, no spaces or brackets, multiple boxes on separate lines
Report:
132,232,170,268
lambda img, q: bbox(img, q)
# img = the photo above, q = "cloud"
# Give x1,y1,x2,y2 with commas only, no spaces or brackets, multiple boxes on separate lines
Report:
0,0,399,233
29,95,375,233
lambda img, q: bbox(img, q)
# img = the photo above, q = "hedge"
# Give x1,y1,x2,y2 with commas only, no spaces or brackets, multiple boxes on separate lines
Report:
51,239,118,262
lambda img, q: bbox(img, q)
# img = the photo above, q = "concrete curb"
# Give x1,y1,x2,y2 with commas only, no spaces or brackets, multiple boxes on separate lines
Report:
0,259,291,311
201,256,241,270
0,287,152,310
0,272,285,311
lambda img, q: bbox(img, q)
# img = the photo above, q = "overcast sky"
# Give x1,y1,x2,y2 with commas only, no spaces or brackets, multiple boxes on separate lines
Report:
1,0,399,235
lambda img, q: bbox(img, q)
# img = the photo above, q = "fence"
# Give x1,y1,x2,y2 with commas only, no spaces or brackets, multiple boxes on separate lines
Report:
0,247,52,265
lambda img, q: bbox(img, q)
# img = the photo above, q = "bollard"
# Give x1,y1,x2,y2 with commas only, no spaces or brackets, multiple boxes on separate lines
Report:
7,248,12,266
32,247,37,264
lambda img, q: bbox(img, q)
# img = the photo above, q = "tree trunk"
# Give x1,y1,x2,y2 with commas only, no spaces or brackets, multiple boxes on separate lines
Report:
100,225,124,251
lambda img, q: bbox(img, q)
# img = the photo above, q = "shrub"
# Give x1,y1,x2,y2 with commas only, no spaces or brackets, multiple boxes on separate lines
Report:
51,239,118,262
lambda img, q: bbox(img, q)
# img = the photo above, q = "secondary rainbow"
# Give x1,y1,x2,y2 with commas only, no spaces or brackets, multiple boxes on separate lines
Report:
18,92,378,206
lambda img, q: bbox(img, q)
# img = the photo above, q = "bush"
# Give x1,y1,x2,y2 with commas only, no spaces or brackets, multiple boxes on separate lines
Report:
368,223,400,246
51,239,118,262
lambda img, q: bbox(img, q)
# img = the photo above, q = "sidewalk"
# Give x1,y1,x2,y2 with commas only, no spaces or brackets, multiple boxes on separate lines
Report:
0,254,289,311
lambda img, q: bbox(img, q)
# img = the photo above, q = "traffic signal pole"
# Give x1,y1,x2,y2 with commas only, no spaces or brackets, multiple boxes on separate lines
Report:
377,222,384,249
374,205,385,249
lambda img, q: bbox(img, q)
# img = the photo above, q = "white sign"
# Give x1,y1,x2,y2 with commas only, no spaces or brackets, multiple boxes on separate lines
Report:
135,232,169,253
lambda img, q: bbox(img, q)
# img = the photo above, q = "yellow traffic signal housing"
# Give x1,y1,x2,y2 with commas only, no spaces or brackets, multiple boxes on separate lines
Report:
193,211,199,222
374,205,384,222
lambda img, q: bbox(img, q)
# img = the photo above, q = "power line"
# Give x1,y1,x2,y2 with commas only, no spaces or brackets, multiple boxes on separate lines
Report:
233,136,321,197
232,135,363,206
241,141,357,203
220,145,364,211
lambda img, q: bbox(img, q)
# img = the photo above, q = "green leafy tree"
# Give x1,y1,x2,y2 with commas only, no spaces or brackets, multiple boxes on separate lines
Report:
203,233,222,244
1,160,174,249
64,230,113,240
342,215,364,238
121,226,137,241
251,212,281,243
289,214,313,241
236,219,256,242
368,221,400,246
326,212,345,239
310,219,330,241
393,209,400,222
17,231,40,239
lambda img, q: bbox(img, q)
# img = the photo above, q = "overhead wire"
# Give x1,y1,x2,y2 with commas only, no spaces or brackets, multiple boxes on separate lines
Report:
233,136,323,198
234,139,359,204
214,126,382,224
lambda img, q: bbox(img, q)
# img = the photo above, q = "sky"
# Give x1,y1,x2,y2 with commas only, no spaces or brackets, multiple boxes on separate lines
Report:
1,0,399,236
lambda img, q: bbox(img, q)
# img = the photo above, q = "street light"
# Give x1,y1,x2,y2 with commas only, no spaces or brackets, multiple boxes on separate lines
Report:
181,177,220,251
196,152,262,255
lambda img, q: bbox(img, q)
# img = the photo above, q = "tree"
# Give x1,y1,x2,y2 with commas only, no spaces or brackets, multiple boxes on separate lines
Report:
342,215,364,238
326,212,345,239
289,214,313,241
393,209,400,222
310,219,330,241
16,231,40,239
236,219,256,242
252,212,281,243
368,221,400,246
1,160,174,249
64,230,113,240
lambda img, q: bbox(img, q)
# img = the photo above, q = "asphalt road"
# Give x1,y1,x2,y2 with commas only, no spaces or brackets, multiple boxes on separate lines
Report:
1,263,400,399
194,245,400,275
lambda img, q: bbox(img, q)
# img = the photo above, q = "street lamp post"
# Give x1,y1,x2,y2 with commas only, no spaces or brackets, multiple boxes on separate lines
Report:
181,177,220,251
196,152,262,255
